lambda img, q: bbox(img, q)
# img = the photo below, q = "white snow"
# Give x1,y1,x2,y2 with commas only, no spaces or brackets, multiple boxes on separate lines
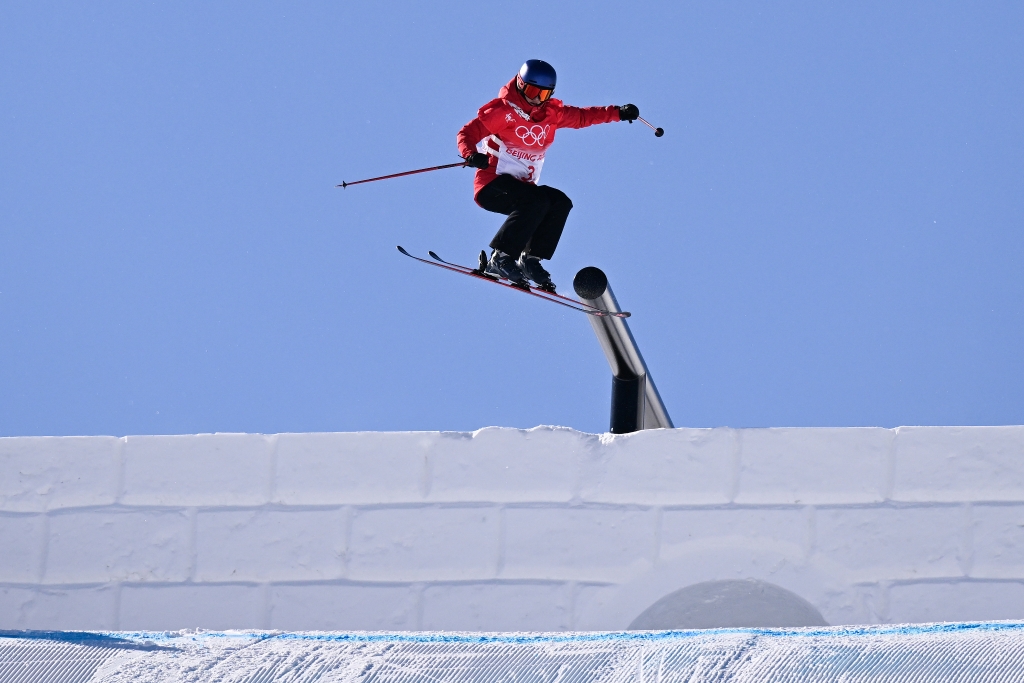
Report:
2,425,1024,631
3,623,1024,682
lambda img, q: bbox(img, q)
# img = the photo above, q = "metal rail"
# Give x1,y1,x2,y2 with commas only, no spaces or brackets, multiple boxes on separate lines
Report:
573,267,673,433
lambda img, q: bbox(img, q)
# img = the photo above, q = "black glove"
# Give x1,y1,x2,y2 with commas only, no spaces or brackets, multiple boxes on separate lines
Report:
618,104,640,122
464,152,490,169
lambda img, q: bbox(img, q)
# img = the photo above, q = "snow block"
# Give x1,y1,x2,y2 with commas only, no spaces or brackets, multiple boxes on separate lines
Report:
969,504,1024,578
45,509,192,583
660,507,809,557
428,427,583,503
420,581,571,631
195,508,347,582
0,587,38,630
888,580,1024,623
579,428,735,505
812,581,885,627
347,506,501,581
502,507,657,581
268,582,418,630
119,583,265,630
273,432,428,505
893,426,1024,502
0,436,122,512
813,506,966,581
572,583,628,630
735,428,892,505
0,584,117,630
0,514,45,582
121,433,273,506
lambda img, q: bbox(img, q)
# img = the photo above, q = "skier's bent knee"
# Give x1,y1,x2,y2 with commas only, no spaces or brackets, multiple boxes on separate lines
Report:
543,187,572,210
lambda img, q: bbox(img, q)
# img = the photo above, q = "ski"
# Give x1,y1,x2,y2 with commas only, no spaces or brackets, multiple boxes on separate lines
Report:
426,250,630,317
396,246,630,318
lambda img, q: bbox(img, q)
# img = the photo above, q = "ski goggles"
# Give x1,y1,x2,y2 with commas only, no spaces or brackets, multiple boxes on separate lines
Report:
517,76,554,103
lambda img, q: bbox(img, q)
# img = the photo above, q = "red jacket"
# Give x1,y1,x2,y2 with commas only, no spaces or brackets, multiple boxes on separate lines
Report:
457,77,620,199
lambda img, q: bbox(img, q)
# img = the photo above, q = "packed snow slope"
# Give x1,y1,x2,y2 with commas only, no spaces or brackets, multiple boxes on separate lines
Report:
3,622,1024,682
3,426,1024,631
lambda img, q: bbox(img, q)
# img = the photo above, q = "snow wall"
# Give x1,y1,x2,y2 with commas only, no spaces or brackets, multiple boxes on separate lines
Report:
3,426,1024,632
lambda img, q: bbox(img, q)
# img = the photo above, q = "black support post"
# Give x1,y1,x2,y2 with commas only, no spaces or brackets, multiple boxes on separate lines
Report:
610,374,647,434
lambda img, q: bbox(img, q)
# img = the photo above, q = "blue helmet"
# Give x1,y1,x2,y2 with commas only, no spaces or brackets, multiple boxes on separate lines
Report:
519,60,557,89
516,60,556,103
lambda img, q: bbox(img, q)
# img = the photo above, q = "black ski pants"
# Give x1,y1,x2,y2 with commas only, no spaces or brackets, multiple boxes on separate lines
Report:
475,174,573,260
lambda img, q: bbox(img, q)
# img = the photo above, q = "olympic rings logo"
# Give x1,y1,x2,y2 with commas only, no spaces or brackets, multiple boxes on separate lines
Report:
515,125,548,146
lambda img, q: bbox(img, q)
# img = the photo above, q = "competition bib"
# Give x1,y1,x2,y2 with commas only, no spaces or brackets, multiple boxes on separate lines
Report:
477,129,548,185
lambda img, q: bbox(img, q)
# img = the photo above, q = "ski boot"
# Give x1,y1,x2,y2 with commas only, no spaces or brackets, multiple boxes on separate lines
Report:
518,253,555,292
483,249,530,287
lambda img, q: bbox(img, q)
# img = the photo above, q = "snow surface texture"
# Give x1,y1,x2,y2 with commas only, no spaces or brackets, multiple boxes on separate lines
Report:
3,426,1024,631
3,623,1024,682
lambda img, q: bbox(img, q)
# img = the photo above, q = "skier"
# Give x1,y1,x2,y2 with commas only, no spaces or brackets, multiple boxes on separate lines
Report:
458,60,640,291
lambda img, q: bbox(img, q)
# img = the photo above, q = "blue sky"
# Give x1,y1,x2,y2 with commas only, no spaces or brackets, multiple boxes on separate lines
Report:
1,2,1021,436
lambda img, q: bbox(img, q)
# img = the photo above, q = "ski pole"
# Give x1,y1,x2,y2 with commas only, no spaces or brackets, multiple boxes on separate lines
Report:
637,116,664,137
337,160,467,189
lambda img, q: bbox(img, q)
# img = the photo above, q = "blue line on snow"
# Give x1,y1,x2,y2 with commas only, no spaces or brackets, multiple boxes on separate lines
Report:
5,621,1024,646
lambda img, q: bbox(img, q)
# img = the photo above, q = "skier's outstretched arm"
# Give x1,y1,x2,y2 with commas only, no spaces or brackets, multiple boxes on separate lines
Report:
557,104,639,129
